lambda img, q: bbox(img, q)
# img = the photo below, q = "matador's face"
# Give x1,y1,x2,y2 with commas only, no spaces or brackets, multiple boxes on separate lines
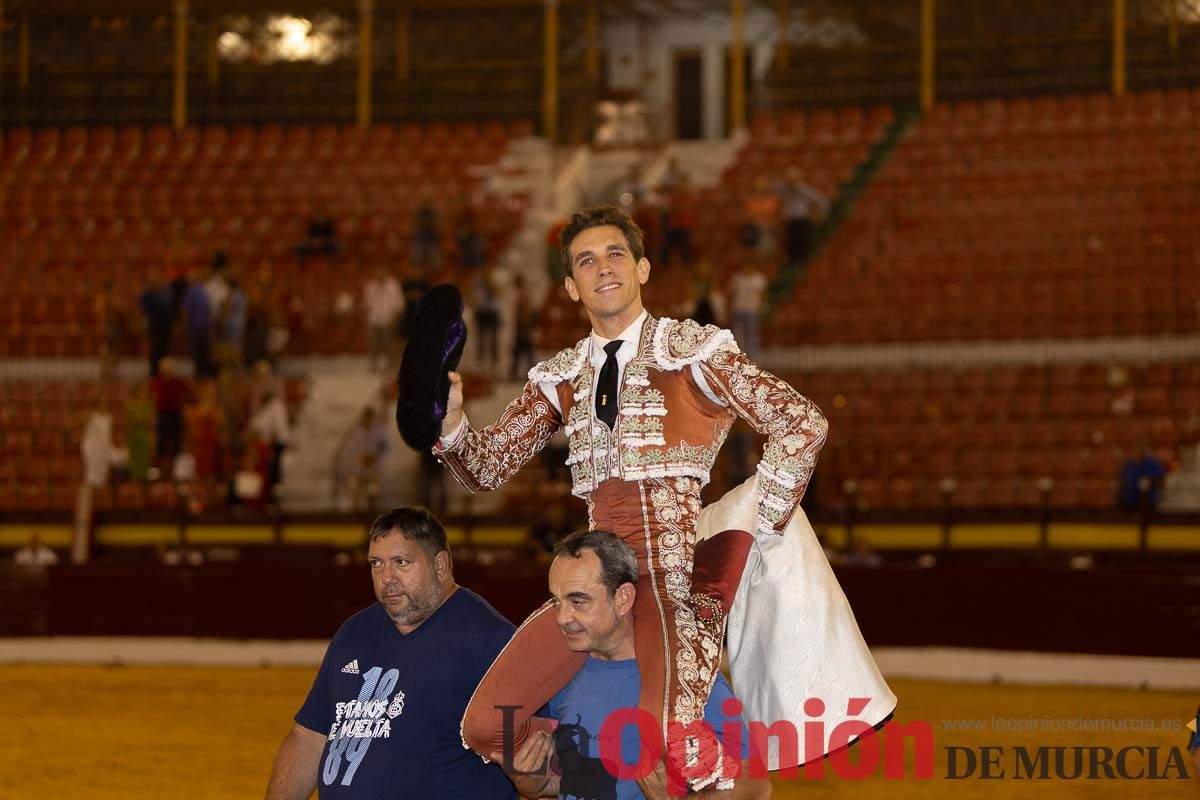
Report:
564,225,650,329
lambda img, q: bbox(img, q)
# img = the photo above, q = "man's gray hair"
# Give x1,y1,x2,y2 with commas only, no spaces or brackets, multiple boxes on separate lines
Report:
553,530,638,597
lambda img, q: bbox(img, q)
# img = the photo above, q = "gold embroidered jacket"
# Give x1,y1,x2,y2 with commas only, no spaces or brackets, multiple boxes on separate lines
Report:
433,316,827,535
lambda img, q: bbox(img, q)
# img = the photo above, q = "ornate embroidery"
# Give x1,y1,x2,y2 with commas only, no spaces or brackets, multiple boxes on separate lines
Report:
619,416,665,448
619,386,667,417
645,476,712,729
435,381,562,492
564,360,599,495
528,337,588,384
623,361,651,387
651,317,738,371
620,441,721,485
698,348,828,534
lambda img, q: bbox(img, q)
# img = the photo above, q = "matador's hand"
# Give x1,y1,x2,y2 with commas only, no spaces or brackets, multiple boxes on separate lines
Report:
440,370,465,437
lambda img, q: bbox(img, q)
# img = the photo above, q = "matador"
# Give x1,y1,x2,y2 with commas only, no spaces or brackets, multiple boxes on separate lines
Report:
433,206,893,790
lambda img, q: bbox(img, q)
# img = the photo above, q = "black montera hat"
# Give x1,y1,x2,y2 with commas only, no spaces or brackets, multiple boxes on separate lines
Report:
396,284,468,451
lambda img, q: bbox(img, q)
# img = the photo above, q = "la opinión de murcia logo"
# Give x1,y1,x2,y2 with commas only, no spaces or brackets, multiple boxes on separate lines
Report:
493,698,1196,792
496,696,936,793
945,745,1191,780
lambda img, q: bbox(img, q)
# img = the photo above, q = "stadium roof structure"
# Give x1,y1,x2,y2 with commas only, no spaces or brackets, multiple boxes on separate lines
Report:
2,0,773,13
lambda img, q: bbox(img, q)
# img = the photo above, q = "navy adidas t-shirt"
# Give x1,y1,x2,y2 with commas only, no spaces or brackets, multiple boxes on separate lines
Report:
296,588,516,799
546,660,749,800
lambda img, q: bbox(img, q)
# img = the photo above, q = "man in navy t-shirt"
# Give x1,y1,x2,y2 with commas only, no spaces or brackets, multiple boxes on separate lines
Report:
496,530,770,800
265,507,517,800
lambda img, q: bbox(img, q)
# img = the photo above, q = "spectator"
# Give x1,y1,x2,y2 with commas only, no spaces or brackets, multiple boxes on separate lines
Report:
454,192,485,270
660,174,696,268
251,389,291,502
743,176,781,258
243,276,273,368
298,213,340,259
81,399,115,489
777,167,829,266
139,276,174,377
186,380,226,486
340,407,390,511
165,234,191,317
230,438,270,513
13,532,59,568
510,273,539,381
471,267,502,374
125,381,154,481
263,508,516,800
182,267,215,378
363,265,405,373
204,251,231,314
150,357,189,465
215,368,248,462
412,193,441,275
689,278,726,329
502,531,760,799
1118,447,1166,512
214,275,247,372
248,359,284,415
728,261,769,358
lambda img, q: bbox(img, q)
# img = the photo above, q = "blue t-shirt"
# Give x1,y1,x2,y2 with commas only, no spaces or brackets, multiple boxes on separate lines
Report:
296,588,516,800
546,659,748,800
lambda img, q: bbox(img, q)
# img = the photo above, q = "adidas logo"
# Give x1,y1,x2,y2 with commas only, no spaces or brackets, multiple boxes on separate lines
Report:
341,659,360,675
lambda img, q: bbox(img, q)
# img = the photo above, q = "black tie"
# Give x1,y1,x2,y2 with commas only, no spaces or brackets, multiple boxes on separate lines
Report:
596,340,623,430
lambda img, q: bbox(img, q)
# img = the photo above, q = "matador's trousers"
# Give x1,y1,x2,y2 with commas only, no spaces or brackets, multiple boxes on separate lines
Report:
461,476,752,776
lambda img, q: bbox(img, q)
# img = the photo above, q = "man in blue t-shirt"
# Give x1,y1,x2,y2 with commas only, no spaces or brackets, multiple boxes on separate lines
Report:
265,507,517,800
496,530,770,800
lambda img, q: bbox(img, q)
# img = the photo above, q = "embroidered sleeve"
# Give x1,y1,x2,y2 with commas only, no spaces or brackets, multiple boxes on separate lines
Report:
432,381,563,493
697,343,828,535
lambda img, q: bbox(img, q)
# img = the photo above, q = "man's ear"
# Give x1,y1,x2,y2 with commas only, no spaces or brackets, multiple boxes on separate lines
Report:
435,550,451,581
564,275,580,302
636,257,651,285
615,582,636,616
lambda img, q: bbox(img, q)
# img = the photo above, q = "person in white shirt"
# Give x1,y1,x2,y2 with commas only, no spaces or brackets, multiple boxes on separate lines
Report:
727,263,770,359
362,265,405,372
775,167,829,266
204,252,231,314
81,403,115,488
251,391,291,501
14,532,59,568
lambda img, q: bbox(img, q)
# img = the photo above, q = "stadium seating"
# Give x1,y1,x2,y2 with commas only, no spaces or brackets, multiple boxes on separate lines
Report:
782,360,1197,511
0,120,530,356
769,89,1199,344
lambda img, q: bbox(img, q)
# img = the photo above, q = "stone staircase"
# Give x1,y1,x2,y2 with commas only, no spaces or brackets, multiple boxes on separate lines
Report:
1162,445,1200,512
278,367,387,513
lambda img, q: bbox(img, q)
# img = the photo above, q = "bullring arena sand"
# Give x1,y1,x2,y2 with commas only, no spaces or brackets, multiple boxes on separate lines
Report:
3,664,1196,799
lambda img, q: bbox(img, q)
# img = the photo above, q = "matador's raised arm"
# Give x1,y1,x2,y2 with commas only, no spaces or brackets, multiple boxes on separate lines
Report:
432,381,563,493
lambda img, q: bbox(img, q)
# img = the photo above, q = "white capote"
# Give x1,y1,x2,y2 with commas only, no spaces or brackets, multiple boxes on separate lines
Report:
695,475,897,770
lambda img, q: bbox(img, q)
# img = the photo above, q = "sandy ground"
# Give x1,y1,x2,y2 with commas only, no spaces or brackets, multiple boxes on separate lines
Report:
2,665,1196,799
